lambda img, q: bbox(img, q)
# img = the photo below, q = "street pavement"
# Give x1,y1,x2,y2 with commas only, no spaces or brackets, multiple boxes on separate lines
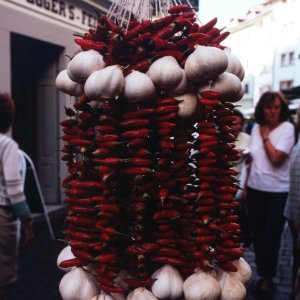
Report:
9,211,293,300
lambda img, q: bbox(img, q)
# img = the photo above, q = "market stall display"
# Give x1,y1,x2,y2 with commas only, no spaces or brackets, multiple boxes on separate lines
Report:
55,1,251,299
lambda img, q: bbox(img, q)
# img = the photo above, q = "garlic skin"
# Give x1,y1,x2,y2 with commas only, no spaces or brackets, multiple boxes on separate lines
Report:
147,56,183,91
57,245,76,272
59,267,99,300
224,48,245,81
151,264,183,299
84,65,125,100
90,291,115,300
183,270,221,300
197,72,244,102
230,258,252,284
218,271,246,300
67,50,105,83
114,270,131,291
124,71,156,103
55,70,84,97
90,290,125,300
168,70,188,96
127,287,158,300
184,45,228,84
174,92,198,119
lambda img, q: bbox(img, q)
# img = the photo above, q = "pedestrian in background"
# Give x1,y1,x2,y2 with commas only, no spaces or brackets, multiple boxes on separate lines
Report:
284,105,300,299
246,91,295,297
0,92,34,300
231,109,251,247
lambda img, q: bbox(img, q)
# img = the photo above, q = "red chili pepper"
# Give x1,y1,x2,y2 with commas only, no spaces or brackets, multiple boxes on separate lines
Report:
158,141,174,150
124,59,152,75
156,105,179,114
198,17,218,33
60,119,79,128
217,261,238,272
153,209,180,220
119,118,150,129
152,255,183,266
70,180,105,189
124,278,154,288
67,138,94,147
128,157,152,167
99,283,124,294
96,140,125,149
129,148,151,157
74,38,108,52
156,247,182,257
69,205,98,215
67,230,99,242
157,238,176,246
127,138,146,149
95,125,115,134
168,4,191,14
91,148,110,157
67,216,98,227
206,27,220,38
124,108,155,119
120,167,153,176
199,98,220,106
95,134,119,143
124,20,152,41
71,248,94,260
219,222,240,231
149,50,184,62
59,258,87,268
121,128,150,139
98,203,119,214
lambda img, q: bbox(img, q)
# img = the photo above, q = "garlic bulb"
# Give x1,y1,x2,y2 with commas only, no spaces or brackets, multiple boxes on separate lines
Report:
218,271,246,300
151,264,183,299
90,291,115,300
174,92,198,119
127,287,158,300
224,48,245,81
59,267,99,300
168,70,188,96
57,245,76,272
114,270,131,290
84,65,125,100
197,72,244,102
147,56,183,91
90,290,125,300
67,49,105,83
124,71,156,103
230,258,252,284
55,70,84,96
183,270,221,300
184,45,228,84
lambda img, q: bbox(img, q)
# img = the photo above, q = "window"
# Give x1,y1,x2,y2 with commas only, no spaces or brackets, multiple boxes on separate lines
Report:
281,53,286,66
244,83,249,94
289,52,295,65
280,80,293,90
281,51,295,66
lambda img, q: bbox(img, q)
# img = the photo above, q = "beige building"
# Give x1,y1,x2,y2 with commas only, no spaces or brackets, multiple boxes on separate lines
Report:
0,0,110,207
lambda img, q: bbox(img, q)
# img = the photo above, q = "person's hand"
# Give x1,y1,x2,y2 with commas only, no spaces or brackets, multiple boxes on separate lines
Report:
260,125,270,140
22,220,34,248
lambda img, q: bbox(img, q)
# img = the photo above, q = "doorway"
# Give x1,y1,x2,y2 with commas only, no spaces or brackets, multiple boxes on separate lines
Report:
11,33,64,205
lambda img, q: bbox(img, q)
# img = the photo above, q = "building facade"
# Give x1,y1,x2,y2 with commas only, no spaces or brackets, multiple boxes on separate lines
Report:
225,0,300,110
0,0,110,205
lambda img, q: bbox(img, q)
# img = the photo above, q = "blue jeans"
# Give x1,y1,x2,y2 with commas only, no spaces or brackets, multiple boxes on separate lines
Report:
247,187,287,278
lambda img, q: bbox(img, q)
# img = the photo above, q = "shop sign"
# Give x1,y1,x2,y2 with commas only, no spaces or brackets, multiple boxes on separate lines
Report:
7,0,99,30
